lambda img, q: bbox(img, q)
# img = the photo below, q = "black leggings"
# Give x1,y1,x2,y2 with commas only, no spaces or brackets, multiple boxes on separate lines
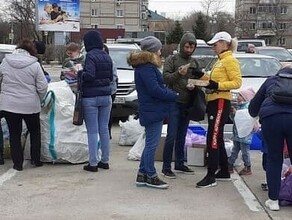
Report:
2,111,41,167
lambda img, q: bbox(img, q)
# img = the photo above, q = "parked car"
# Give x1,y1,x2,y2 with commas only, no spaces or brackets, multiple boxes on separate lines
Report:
255,46,292,66
237,39,266,53
192,44,216,68
81,43,140,118
204,53,282,92
0,44,16,63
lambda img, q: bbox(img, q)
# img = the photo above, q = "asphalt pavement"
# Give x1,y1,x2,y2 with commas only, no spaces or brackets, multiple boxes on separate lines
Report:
0,64,291,219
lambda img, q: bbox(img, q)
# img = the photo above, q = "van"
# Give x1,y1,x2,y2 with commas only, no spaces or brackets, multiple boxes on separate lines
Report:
237,39,266,52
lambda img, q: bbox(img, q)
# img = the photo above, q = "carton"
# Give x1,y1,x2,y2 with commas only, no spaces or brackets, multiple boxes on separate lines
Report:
155,135,175,161
187,144,207,166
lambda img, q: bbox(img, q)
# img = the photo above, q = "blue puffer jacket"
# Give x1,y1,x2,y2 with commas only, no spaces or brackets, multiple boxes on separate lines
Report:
127,51,177,126
249,67,292,120
81,31,113,97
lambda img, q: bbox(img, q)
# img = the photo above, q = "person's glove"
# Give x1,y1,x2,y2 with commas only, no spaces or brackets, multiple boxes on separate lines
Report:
189,68,204,78
204,80,218,90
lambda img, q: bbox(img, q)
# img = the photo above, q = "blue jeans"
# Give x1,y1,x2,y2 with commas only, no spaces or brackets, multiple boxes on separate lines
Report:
162,102,189,171
139,120,163,177
261,113,292,200
82,96,112,166
228,141,251,167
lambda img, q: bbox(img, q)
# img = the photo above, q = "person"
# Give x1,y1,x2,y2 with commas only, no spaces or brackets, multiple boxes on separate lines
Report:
81,30,113,172
0,117,3,165
161,32,201,179
103,44,118,139
192,31,242,188
0,39,48,171
61,42,85,92
248,66,292,211
39,3,54,24
33,40,51,83
246,44,256,53
127,36,178,189
228,87,256,175
51,3,67,22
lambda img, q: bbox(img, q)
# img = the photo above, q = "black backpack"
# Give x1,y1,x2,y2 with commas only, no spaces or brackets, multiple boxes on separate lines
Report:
271,73,292,104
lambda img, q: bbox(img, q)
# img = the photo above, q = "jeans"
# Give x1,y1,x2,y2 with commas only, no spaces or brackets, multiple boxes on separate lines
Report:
139,120,163,177
82,95,112,166
162,102,190,171
261,113,292,201
228,141,251,167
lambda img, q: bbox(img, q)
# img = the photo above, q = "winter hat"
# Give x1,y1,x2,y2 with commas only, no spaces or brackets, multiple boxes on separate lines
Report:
83,30,103,52
239,87,255,101
34,41,46,54
140,36,162,52
207,31,232,45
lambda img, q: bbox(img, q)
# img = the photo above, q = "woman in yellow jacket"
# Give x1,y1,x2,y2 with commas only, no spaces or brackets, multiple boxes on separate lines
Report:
192,31,242,188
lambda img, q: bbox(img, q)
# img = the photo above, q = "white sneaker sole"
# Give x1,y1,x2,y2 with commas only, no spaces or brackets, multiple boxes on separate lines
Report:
215,177,231,181
196,182,217,188
161,172,177,179
174,170,195,175
265,200,280,211
146,183,169,189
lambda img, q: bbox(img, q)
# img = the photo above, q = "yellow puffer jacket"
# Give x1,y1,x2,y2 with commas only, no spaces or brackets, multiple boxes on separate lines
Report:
203,50,242,102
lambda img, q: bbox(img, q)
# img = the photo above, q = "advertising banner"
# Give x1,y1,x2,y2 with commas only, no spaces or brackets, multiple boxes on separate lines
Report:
36,0,80,32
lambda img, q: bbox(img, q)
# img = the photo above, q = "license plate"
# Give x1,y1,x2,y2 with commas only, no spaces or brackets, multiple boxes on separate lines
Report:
114,97,125,104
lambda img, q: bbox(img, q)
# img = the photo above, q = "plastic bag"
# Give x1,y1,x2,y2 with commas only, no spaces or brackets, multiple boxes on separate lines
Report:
279,173,292,206
118,115,145,146
234,109,257,138
128,132,145,161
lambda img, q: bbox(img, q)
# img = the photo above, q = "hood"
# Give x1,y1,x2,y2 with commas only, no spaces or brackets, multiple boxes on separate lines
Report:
179,32,197,58
4,49,38,69
127,51,161,68
84,30,103,52
277,66,292,76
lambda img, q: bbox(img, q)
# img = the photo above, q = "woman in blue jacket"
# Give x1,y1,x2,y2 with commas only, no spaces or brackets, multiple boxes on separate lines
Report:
81,31,113,172
127,36,178,189
249,67,292,211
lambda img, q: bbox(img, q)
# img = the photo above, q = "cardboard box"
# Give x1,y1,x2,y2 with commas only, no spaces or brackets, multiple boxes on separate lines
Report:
155,135,175,161
187,144,207,167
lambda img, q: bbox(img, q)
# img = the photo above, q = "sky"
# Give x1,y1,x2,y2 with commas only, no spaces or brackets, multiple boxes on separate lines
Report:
148,0,236,19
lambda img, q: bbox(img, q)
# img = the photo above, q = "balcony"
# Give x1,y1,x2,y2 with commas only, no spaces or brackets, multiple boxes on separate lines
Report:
255,29,276,37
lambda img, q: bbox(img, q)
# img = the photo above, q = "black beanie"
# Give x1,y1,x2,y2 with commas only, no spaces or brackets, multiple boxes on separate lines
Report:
34,41,46,54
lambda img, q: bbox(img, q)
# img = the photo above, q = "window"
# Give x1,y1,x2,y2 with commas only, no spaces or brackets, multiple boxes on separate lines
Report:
278,38,286,46
265,38,272,45
250,23,256,30
116,0,123,6
250,7,256,14
279,23,286,30
91,24,98,29
116,24,123,29
141,12,147,20
261,22,272,29
280,6,287,14
116,9,124,17
91,9,97,16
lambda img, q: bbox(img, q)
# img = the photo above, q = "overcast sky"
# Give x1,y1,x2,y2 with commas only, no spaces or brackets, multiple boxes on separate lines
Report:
148,0,236,19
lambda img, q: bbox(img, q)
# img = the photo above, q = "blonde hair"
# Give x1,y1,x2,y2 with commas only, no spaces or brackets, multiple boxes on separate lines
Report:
229,38,238,52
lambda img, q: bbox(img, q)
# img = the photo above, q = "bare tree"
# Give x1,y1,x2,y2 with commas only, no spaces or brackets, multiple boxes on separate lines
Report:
201,0,227,16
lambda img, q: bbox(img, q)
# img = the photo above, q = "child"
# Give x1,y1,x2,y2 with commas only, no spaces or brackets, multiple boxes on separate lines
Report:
228,87,257,175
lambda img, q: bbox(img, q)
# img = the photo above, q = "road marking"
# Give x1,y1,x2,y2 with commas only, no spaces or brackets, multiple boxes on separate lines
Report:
0,161,28,187
231,172,264,212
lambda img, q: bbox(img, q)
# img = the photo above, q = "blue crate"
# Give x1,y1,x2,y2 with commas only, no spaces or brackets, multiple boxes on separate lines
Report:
188,125,206,136
250,133,262,150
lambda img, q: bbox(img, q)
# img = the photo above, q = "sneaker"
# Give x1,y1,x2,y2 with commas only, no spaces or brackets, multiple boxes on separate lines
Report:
265,199,280,211
228,164,234,174
98,162,109,169
83,164,98,172
215,170,231,181
196,175,217,188
261,183,268,191
13,165,23,171
31,160,43,167
162,169,176,179
239,166,252,175
174,165,195,175
146,176,169,189
136,173,147,186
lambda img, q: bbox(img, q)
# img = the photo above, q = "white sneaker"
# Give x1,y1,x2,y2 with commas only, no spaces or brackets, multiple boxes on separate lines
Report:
265,199,280,211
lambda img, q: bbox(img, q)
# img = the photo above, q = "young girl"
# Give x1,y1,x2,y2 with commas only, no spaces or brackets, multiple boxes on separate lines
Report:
228,87,257,175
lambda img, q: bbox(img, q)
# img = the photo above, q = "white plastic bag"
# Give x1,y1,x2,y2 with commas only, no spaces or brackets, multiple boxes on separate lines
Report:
118,115,144,146
128,132,145,160
225,140,242,167
234,109,257,138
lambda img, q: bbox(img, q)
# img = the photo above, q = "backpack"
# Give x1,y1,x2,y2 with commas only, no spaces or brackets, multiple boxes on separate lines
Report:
270,73,292,104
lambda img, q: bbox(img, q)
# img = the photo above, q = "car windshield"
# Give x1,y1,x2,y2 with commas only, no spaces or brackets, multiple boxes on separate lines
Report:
193,47,216,56
257,48,292,62
108,48,134,70
237,42,264,52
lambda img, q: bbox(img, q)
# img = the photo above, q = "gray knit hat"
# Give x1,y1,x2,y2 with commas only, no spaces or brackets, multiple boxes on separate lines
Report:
140,36,162,52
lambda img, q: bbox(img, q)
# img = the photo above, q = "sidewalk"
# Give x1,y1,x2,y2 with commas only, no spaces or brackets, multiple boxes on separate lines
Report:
0,123,291,219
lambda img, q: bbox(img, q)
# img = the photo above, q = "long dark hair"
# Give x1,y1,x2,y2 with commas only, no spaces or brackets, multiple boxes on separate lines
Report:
16,39,38,56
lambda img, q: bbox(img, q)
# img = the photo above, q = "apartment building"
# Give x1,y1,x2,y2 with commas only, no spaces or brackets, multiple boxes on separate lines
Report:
80,0,149,32
235,0,292,48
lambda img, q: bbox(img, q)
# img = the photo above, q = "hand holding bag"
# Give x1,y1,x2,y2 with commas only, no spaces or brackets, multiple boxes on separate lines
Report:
73,71,83,126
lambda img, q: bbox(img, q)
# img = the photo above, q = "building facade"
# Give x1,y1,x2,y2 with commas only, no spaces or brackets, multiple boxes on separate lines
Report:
235,0,292,48
80,0,149,32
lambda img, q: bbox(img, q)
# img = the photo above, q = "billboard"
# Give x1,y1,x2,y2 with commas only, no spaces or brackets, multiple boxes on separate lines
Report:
36,0,80,32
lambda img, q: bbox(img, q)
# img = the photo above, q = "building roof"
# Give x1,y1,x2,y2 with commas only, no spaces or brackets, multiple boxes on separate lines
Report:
147,10,169,21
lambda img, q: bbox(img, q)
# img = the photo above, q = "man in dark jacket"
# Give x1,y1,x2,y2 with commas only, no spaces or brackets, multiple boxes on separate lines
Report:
162,32,201,178
81,30,113,172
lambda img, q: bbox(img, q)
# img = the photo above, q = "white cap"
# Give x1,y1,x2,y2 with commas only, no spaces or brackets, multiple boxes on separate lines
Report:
207,31,232,45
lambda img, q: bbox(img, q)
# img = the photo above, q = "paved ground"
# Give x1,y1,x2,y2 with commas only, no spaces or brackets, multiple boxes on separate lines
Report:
0,64,291,219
